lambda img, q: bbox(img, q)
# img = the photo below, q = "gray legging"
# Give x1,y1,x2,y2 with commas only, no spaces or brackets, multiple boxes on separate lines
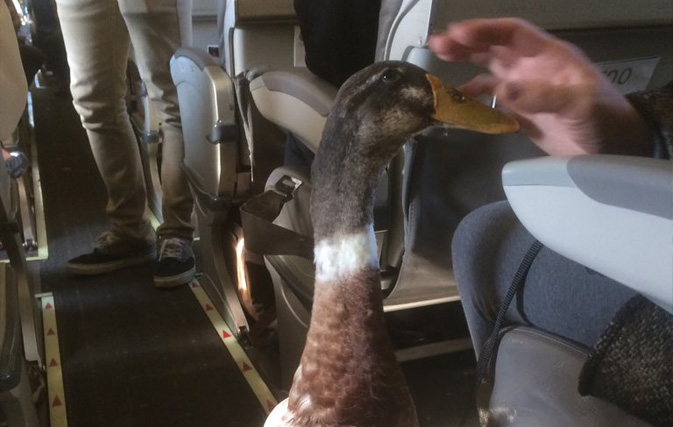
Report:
452,200,637,356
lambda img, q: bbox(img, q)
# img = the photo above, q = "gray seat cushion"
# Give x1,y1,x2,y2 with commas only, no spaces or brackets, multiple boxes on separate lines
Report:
483,327,653,427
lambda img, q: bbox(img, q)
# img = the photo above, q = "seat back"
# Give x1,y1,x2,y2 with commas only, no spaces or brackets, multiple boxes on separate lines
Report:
219,0,298,77
171,48,243,206
380,0,672,90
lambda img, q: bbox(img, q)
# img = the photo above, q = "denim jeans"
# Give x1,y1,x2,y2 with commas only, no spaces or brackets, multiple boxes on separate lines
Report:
452,200,637,357
55,0,194,243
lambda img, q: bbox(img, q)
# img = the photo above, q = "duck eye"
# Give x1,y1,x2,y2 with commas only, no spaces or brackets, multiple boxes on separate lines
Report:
381,69,401,84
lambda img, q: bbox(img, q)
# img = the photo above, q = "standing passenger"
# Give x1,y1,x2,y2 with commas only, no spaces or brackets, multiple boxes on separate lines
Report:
55,0,195,288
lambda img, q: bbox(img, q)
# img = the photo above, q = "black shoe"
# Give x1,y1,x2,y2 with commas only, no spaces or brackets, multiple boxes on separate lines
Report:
153,237,195,288
67,231,156,275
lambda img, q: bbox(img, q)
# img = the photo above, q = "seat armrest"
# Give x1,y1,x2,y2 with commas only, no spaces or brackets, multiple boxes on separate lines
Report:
250,69,337,153
487,326,653,426
503,155,672,313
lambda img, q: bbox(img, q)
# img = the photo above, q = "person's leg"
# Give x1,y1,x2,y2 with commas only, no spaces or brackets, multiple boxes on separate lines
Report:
119,0,194,241
119,0,195,287
56,0,156,275
452,201,637,357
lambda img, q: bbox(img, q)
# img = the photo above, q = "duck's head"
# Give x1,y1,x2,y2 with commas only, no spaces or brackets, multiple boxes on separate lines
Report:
317,60,519,171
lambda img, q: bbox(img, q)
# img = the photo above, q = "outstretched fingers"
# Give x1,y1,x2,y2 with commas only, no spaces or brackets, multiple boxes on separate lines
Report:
429,18,555,61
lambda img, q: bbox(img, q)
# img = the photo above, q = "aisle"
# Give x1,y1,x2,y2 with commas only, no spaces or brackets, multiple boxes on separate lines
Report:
31,85,268,427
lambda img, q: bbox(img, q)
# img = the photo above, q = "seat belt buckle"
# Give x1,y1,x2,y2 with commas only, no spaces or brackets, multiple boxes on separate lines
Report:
271,175,303,201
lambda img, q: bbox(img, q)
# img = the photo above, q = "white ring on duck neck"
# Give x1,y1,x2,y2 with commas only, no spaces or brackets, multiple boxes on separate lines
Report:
314,225,378,283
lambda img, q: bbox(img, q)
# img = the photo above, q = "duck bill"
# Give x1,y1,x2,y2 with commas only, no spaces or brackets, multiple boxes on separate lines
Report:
426,74,520,134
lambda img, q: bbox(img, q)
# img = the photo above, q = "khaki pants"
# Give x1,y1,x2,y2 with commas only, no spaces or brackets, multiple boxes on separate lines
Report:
55,0,194,243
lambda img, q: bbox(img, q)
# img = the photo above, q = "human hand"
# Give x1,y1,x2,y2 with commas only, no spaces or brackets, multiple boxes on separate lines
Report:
428,18,651,156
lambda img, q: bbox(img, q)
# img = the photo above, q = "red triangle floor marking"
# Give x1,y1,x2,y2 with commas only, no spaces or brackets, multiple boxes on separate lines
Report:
52,396,63,407
44,302,53,310
205,304,214,311
222,330,231,339
242,362,252,372
191,282,200,288
49,358,59,367
47,328,56,336
267,400,276,412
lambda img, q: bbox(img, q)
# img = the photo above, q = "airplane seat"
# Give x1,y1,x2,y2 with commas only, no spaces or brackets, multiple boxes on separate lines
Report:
169,0,300,340
483,326,654,427
438,0,671,423
2,121,45,374
462,155,671,427
248,68,337,154
0,262,40,427
0,159,41,426
1,2,44,373
218,0,298,78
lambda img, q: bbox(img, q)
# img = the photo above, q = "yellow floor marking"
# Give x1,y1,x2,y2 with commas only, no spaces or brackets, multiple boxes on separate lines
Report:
189,280,278,414
40,294,68,427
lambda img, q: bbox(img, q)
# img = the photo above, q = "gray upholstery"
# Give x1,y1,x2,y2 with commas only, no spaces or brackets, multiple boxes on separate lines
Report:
484,327,652,427
250,69,336,117
250,69,337,153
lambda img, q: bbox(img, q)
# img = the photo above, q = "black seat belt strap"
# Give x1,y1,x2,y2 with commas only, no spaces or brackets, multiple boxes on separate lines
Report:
476,239,544,387
240,175,314,260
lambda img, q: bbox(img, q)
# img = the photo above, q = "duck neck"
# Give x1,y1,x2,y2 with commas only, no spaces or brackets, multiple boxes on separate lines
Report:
310,151,382,289
289,151,398,394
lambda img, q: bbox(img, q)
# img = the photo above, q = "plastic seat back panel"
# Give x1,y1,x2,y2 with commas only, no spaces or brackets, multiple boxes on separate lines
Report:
171,50,239,202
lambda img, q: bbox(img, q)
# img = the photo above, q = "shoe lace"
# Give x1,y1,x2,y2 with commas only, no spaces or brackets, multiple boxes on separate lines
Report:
95,231,117,251
158,238,185,261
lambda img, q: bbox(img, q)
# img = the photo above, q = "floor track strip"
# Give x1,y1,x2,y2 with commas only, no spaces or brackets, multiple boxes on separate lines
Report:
39,293,68,427
188,280,278,415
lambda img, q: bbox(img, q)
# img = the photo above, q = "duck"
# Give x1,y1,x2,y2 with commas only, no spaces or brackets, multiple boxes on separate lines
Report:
265,60,519,427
